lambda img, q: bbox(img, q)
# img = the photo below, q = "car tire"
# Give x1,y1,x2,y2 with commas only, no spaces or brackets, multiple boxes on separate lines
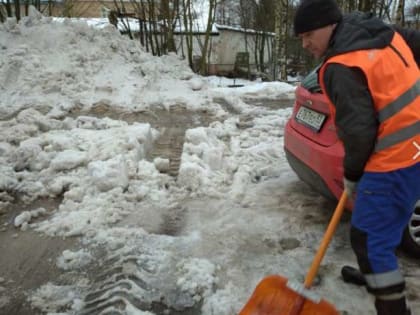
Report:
400,201,420,258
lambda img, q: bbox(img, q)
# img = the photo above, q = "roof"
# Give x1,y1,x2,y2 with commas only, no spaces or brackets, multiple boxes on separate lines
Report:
215,24,275,36
51,17,274,36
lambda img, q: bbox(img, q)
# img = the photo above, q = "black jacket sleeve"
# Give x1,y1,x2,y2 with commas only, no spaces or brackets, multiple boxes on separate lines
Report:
323,64,378,182
393,26,420,67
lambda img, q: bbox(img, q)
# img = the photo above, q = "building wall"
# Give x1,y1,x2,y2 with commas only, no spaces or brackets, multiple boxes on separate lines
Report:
53,1,138,18
10,1,141,18
211,29,273,75
173,29,273,76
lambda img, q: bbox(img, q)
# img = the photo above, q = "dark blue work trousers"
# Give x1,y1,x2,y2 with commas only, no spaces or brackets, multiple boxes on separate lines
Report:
350,162,420,294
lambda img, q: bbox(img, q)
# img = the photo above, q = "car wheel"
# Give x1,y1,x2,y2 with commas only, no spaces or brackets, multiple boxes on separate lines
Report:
401,201,420,258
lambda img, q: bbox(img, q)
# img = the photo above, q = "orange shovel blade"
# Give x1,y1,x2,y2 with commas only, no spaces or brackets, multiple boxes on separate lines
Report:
238,275,339,315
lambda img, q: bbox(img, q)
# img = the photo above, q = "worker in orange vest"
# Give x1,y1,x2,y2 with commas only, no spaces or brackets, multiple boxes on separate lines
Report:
293,1,420,314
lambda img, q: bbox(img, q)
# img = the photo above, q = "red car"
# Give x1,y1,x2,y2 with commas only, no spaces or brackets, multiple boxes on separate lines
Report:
284,67,420,258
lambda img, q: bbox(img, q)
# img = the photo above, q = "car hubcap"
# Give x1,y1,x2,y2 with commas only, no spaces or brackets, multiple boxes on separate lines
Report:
408,202,420,246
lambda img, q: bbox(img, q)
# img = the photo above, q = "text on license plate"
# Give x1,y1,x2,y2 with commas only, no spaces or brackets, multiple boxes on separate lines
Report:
295,106,326,131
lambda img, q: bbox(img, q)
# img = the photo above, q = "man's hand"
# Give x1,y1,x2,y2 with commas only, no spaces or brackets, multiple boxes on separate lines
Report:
343,178,358,199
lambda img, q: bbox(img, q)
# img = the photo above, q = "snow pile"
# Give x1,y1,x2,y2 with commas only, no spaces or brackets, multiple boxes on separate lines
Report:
176,258,219,302
0,8,212,119
178,109,292,200
57,249,93,270
29,283,86,314
13,207,47,230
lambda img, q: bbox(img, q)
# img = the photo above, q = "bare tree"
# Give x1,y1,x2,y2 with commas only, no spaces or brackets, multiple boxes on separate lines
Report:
0,2,8,22
236,0,256,73
131,0,161,55
180,0,194,67
395,0,405,26
160,0,178,53
129,0,149,49
411,4,420,29
14,0,21,20
273,0,289,80
199,0,217,75
1,0,17,21
358,0,373,12
252,0,274,75
110,0,135,39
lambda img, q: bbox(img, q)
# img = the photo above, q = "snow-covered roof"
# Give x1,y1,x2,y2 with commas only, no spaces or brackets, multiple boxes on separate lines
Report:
51,17,274,36
53,17,111,29
215,24,275,36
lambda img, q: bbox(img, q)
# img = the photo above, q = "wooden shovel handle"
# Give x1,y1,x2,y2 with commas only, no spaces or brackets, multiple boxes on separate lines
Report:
303,192,348,288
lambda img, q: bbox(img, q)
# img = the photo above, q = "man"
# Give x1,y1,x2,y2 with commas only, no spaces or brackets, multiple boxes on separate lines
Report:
293,1,420,315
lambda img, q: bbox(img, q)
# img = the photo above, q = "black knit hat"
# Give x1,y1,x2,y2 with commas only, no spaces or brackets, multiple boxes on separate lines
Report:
294,0,342,35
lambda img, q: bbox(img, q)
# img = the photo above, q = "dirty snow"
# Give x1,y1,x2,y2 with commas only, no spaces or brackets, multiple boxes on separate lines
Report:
0,8,418,315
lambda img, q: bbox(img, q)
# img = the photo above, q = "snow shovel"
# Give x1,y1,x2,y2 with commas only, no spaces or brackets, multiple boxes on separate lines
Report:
238,191,348,315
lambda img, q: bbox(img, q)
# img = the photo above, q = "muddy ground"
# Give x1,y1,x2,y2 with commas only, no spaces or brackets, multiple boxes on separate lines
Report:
0,98,244,315
1,98,419,315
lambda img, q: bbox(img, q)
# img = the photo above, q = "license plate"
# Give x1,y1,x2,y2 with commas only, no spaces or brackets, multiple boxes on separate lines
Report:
295,106,326,131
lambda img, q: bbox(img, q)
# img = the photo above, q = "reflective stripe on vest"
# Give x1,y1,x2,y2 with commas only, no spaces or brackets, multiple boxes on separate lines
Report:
378,79,420,123
376,120,420,152
319,32,420,172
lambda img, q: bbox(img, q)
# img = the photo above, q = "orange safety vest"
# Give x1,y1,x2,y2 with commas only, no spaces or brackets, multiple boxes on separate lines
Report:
319,32,420,172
